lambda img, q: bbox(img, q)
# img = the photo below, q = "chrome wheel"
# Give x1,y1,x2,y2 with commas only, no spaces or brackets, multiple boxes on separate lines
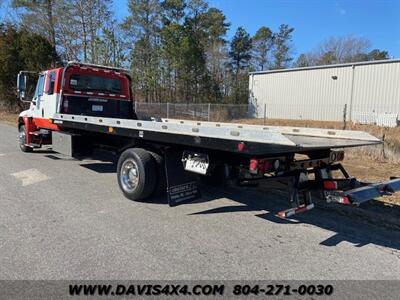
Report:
18,127,26,146
117,148,157,201
120,158,139,193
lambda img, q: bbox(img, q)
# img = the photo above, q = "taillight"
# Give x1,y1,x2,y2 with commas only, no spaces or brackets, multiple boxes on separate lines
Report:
340,196,351,205
323,180,338,190
249,158,281,175
249,159,258,174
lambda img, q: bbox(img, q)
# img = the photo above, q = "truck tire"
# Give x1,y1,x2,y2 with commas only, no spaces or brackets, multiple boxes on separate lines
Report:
117,148,156,201
148,151,167,196
18,125,33,153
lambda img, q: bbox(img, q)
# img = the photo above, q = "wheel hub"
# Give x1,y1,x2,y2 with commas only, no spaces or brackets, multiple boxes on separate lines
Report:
121,159,139,192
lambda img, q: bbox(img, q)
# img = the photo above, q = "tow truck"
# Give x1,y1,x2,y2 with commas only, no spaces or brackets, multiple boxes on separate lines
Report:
15,61,400,217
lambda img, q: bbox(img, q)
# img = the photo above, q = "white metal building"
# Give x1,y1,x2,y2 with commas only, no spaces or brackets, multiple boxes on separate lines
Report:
248,59,400,123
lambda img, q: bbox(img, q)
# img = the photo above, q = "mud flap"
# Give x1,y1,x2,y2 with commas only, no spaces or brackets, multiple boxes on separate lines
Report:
52,131,92,157
164,148,200,206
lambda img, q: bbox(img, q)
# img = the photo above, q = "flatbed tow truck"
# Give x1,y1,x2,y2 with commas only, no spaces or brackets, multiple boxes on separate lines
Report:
16,62,400,217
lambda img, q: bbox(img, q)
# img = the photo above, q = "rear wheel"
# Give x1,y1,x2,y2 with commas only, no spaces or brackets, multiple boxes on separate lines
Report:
117,148,156,201
18,125,33,153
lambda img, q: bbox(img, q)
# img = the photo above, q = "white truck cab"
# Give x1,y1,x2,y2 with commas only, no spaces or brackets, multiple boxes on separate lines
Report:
16,62,133,152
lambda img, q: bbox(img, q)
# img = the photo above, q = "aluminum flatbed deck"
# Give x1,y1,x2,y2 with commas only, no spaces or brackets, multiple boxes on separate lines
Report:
53,113,381,156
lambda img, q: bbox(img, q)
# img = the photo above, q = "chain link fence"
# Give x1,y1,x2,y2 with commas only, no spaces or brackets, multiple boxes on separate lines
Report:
135,101,400,128
133,101,398,161
134,102,348,127
135,102,251,122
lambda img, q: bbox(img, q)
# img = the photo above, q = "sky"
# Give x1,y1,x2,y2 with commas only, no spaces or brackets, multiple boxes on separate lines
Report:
1,0,399,58
114,0,400,58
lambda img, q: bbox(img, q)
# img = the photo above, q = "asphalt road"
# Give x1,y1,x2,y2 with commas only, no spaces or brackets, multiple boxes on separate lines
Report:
1,122,400,280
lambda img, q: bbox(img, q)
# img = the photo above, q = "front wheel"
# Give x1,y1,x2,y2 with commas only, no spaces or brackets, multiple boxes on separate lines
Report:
117,148,157,201
18,125,33,152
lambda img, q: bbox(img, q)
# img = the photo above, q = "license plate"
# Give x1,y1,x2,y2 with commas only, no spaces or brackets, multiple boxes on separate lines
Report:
184,157,209,175
92,105,103,112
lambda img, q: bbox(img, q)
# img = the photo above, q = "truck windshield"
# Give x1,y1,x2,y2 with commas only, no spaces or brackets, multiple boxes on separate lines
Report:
69,74,122,94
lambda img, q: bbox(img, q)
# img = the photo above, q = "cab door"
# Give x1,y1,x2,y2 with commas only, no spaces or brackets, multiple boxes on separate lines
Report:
42,70,57,118
31,73,46,119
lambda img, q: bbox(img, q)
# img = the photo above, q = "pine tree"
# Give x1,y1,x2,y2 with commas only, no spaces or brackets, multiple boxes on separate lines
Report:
252,26,273,71
202,7,229,102
123,0,161,101
229,27,252,103
272,24,294,69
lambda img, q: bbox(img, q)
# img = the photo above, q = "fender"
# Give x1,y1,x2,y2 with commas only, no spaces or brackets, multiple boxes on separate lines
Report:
32,117,59,131
18,114,58,145
19,116,36,145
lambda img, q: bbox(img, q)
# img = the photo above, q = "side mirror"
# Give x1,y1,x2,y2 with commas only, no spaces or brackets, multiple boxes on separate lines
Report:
17,73,27,100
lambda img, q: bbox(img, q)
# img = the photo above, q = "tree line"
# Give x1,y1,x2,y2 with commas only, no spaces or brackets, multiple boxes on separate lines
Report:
295,35,389,67
0,0,390,111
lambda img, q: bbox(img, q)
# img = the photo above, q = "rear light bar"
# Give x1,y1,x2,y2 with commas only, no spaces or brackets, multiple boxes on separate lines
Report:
249,158,281,175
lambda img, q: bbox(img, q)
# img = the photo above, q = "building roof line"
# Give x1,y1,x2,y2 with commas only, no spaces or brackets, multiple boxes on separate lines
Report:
249,59,400,75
